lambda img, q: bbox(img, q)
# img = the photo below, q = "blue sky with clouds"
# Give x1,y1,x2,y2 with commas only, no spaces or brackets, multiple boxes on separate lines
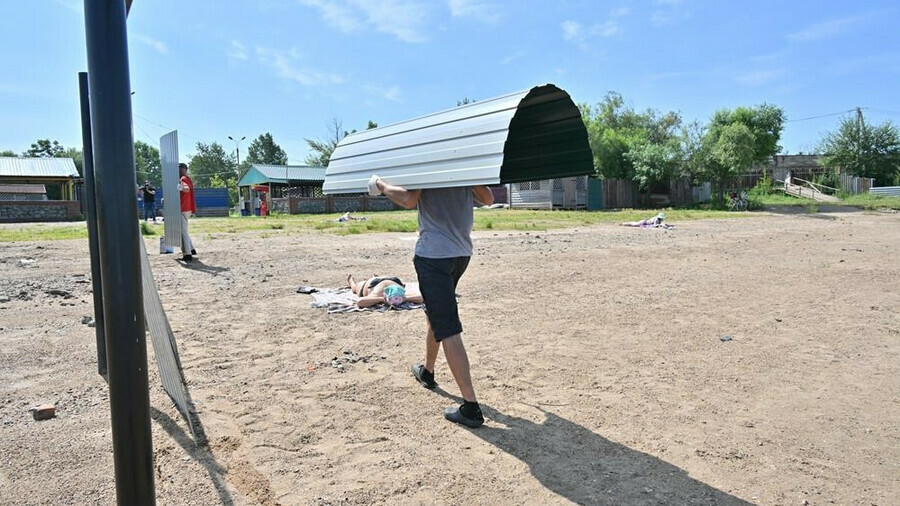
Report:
3,0,899,163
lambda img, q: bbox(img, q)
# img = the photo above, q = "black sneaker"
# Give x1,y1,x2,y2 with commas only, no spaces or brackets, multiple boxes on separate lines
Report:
191,249,197,256
182,255,193,262
444,402,484,428
411,364,437,389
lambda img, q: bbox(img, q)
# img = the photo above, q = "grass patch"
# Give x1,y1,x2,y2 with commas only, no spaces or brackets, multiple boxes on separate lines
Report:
0,208,760,242
140,222,156,236
839,193,900,210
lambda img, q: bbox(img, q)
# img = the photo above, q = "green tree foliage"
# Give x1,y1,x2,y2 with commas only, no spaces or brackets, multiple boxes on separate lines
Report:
580,92,683,188
133,141,161,186
188,141,236,188
304,119,378,167
0,150,16,157
209,173,239,206
245,133,288,166
703,122,756,206
819,117,900,186
25,139,65,158
709,104,785,166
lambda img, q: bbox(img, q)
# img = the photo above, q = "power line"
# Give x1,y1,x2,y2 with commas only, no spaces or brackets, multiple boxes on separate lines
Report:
785,109,857,123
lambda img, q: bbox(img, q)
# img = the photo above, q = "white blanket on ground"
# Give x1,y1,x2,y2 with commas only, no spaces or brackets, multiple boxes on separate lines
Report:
309,283,424,314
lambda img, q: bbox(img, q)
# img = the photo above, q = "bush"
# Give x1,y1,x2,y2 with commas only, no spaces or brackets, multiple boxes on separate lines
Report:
140,221,156,236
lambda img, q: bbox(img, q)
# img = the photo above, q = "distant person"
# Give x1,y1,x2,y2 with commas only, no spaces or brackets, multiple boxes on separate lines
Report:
140,180,157,222
369,174,494,428
260,194,268,216
347,274,423,308
178,163,197,261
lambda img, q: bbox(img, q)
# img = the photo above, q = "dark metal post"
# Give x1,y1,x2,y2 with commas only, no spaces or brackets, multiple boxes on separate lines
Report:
83,1,155,503
78,71,107,378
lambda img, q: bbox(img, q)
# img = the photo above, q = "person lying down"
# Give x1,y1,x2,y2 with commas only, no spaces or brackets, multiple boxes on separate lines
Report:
347,274,424,308
620,212,673,229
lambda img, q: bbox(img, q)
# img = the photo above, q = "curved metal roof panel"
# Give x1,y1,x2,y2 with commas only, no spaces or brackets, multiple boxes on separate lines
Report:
0,157,79,178
323,84,593,194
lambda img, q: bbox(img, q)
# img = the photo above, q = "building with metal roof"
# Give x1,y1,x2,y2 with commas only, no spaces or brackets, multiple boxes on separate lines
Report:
323,84,593,194
0,157,79,200
238,164,327,197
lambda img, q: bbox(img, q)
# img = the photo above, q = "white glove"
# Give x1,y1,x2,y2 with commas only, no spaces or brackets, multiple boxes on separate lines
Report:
367,174,382,196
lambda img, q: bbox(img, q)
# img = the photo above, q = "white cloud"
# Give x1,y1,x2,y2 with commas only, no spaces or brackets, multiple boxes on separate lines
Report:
229,40,248,61
562,20,582,41
448,0,501,23
788,15,864,42
297,0,430,43
610,6,631,17
364,84,402,102
256,46,345,86
734,69,782,86
500,50,525,65
132,33,168,55
592,20,620,38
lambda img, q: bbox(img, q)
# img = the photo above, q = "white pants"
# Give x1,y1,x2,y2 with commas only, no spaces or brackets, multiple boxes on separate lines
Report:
181,211,193,254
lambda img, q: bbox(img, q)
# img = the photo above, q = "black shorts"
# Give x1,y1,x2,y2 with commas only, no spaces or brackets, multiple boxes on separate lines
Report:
413,255,470,341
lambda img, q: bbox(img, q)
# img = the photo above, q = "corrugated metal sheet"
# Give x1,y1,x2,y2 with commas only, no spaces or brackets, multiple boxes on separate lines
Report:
0,157,79,178
323,83,593,194
160,131,182,249
0,184,47,194
139,237,198,439
869,186,900,197
239,164,326,186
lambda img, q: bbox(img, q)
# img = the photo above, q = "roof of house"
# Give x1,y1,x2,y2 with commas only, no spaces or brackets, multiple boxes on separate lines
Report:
238,164,327,187
323,83,593,194
0,157,79,178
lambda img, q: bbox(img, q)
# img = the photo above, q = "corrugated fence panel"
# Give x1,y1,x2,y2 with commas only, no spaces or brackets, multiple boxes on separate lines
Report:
869,186,900,196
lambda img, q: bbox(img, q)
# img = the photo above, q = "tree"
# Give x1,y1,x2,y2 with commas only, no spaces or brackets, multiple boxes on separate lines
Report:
25,139,65,158
819,117,900,186
627,139,682,190
304,119,378,167
580,92,682,183
245,133,288,166
60,147,83,176
0,150,16,157
457,97,476,106
702,122,756,206
708,103,785,179
134,141,162,186
188,142,236,188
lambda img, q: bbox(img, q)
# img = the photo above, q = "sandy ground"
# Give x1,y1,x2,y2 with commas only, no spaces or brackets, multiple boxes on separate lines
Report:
1,209,899,505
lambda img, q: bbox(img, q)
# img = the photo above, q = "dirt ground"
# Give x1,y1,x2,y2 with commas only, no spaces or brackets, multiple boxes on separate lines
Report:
1,209,898,505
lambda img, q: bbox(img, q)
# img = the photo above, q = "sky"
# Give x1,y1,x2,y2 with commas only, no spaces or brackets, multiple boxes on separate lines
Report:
2,0,899,164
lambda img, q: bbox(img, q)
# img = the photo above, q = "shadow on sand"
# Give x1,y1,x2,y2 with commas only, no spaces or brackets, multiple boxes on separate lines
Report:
175,258,230,275
433,388,750,505
150,407,234,505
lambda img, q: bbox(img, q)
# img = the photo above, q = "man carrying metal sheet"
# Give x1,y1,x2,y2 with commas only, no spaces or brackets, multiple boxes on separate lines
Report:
369,174,494,428
178,163,197,261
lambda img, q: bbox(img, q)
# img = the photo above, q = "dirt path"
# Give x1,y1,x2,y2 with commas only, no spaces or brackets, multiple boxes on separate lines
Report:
1,210,898,505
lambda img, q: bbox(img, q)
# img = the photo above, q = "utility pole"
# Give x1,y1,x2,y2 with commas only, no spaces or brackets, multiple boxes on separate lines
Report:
856,107,863,172
228,135,246,210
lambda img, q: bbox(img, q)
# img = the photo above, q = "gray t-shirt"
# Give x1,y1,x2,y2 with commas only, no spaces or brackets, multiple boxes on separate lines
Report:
415,187,474,259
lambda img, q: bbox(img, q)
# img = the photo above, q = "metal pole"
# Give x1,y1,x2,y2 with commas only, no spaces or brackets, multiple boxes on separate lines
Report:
78,71,107,378
83,1,155,504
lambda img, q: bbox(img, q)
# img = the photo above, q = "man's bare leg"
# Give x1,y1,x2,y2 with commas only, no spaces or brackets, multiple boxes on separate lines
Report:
441,334,476,403
424,321,440,373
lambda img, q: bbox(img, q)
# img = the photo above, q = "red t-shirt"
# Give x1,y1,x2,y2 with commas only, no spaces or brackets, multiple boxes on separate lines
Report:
179,175,196,213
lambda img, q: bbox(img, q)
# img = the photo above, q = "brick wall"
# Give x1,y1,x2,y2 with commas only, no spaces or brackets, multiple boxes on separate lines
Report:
0,201,82,223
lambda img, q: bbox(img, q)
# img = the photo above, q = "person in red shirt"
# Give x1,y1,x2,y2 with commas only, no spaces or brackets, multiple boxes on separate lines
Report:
178,163,197,261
